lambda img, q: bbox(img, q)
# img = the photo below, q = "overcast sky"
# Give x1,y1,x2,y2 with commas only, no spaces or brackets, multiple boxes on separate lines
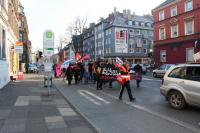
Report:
20,0,165,52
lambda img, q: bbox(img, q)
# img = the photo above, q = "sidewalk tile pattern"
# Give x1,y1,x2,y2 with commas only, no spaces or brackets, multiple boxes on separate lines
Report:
0,74,97,133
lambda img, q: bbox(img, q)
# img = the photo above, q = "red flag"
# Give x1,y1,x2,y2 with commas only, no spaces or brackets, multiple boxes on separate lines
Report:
75,53,81,61
78,54,90,62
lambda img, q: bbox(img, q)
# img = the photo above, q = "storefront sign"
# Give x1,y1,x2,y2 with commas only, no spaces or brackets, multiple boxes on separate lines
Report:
115,28,128,53
14,42,23,54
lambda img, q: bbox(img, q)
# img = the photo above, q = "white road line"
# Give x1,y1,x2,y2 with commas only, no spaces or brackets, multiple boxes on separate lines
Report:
101,91,200,133
78,91,101,105
80,90,110,104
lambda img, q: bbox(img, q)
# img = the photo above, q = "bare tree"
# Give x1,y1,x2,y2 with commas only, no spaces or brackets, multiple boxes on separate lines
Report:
67,16,87,36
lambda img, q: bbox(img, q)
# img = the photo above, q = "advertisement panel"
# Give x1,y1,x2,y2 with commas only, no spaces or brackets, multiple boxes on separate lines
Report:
115,28,128,53
43,30,54,57
14,42,23,54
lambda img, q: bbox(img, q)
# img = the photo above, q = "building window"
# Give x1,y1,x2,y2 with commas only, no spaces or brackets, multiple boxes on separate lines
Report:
135,48,142,53
186,47,194,62
2,29,6,59
98,33,102,39
19,33,23,42
143,49,147,54
171,25,178,38
143,40,147,45
105,39,108,45
185,20,194,35
185,0,193,12
135,21,139,26
129,48,134,53
141,22,145,27
128,21,132,26
147,23,151,27
171,6,177,17
108,38,111,44
149,31,153,36
159,11,165,21
160,50,166,62
136,30,140,35
159,27,165,40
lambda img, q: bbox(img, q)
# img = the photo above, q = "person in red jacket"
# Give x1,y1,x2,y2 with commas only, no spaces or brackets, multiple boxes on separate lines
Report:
118,61,136,102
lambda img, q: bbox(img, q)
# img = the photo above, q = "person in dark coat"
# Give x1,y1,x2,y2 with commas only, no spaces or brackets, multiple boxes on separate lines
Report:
73,63,80,84
96,61,104,90
65,63,73,85
133,62,143,88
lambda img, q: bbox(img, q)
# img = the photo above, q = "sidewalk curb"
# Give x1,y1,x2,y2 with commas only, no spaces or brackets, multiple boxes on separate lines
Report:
53,81,103,133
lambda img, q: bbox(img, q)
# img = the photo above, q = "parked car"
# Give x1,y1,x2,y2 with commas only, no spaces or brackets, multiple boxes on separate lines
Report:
131,64,147,74
153,64,174,78
28,64,38,73
160,64,200,110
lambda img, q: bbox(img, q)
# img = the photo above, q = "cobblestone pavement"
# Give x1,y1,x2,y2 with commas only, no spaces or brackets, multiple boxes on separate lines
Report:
0,74,97,133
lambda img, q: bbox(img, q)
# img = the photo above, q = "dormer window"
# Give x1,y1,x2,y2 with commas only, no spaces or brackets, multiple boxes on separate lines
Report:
128,20,132,26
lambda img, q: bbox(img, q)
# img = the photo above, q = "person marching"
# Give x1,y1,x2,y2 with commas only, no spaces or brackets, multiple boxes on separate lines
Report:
96,60,104,90
133,62,143,88
119,61,135,102
73,63,80,84
65,63,73,85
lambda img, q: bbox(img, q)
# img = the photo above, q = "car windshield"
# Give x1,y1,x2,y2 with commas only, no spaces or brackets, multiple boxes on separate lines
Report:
166,65,173,70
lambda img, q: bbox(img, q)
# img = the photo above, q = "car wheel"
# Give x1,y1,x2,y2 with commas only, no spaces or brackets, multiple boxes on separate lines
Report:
168,91,186,110
153,73,157,78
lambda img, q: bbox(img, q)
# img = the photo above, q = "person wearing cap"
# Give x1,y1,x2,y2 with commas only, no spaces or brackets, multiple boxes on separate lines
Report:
119,61,135,102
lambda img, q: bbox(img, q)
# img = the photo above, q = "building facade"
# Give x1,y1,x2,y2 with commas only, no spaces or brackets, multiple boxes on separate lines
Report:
82,23,95,59
95,9,153,64
74,9,154,64
72,35,83,56
152,0,200,67
19,2,31,68
0,0,19,88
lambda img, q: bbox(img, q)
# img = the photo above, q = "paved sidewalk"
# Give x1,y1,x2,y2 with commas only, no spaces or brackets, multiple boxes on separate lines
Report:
0,74,97,133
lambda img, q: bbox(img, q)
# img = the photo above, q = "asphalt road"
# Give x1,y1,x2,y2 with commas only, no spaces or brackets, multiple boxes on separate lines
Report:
54,75,200,133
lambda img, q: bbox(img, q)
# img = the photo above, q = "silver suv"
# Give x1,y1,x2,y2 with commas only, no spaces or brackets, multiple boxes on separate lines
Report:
160,64,200,110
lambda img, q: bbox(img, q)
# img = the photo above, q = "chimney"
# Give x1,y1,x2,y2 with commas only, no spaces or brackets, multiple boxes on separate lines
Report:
100,17,104,21
132,11,135,16
127,9,131,19
123,9,127,18
89,23,95,28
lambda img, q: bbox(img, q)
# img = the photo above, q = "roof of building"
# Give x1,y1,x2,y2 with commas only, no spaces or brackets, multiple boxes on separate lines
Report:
154,0,176,10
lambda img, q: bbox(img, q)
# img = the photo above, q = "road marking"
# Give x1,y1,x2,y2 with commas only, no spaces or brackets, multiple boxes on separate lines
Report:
79,90,110,104
100,91,200,133
82,90,110,104
142,77,161,82
78,90,101,105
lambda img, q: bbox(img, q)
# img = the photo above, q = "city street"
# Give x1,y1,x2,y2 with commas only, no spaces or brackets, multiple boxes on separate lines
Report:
54,74,200,133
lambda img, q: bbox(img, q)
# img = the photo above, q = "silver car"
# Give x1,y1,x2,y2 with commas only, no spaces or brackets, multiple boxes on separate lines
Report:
153,64,174,78
160,64,200,109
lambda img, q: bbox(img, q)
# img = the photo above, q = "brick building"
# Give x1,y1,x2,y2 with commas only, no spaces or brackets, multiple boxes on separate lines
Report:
152,0,200,67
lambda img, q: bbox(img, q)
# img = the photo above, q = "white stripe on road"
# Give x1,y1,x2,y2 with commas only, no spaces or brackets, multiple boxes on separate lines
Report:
79,91,101,105
142,77,161,82
81,90,110,104
100,91,200,133
78,90,111,105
